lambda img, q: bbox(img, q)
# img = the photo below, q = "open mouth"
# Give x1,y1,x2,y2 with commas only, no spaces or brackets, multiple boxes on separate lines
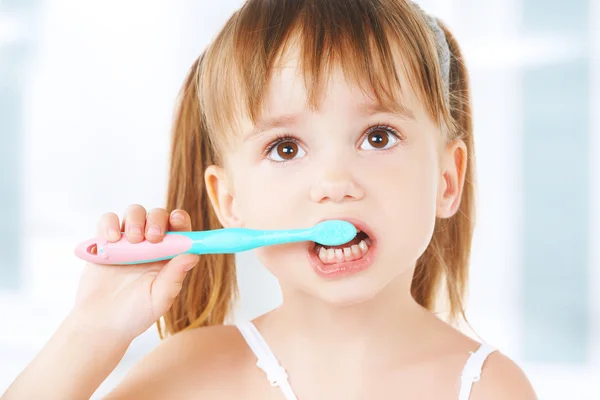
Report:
313,229,372,264
308,219,376,278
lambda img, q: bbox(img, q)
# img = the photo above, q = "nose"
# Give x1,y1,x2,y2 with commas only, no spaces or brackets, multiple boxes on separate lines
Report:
309,164,365,203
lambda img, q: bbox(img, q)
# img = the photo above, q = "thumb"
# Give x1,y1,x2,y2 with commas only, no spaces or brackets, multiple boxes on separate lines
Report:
150,254,199,316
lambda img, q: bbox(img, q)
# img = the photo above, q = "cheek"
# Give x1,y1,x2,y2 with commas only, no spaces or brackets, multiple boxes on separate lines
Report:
231,164,310,230
230,165,316,280
373,147,439,257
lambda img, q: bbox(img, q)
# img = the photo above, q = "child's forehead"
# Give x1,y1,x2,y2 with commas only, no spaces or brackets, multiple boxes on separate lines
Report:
258,46,422,120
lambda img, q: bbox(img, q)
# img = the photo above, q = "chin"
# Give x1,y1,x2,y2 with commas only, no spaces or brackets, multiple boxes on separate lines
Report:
307,276,388,306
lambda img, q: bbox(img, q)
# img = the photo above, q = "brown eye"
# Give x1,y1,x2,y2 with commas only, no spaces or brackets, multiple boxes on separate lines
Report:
277,142,298,159
367,130,389,148
360,126,400,150
267,138,306,162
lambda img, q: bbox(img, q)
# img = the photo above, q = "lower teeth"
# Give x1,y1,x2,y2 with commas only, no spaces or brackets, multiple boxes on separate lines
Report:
316,238,371,264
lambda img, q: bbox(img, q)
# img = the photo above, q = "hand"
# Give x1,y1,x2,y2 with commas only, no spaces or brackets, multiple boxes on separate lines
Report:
69,204,199,343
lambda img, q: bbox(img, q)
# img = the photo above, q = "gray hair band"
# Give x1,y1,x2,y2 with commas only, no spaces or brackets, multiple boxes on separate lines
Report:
411,2,451,100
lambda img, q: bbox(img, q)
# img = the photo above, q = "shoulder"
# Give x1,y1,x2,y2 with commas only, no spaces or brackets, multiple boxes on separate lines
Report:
424,315,537,399
469,348,538,400
132,323,248,375
103,324,251,399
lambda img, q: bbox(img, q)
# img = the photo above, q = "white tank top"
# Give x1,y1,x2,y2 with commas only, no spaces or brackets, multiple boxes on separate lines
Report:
236,320,497,400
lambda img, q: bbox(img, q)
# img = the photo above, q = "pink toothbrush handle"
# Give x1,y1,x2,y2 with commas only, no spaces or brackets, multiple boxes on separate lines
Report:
74,233,193,265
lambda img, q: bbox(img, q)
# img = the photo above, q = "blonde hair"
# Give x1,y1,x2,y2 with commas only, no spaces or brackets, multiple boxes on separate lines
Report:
157,0,475,339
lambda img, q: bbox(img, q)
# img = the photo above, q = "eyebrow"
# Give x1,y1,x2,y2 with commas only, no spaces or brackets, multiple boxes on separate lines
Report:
244,114,300,141
357,102,415,120
243,101,415,141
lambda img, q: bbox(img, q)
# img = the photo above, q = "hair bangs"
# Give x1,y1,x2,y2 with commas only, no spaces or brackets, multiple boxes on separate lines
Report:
197,0,450,155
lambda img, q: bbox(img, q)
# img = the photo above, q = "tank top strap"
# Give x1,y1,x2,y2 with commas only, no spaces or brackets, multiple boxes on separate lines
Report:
458,342,497,400
236,320,299,400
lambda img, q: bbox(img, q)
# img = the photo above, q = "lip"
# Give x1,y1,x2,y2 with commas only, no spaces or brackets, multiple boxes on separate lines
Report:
307,217,378,278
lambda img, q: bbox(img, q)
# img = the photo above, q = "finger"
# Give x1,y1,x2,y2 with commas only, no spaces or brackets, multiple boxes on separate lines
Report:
150,254,199,316
97,212,121,242
168,209,192,232
122,204,147,244
145,208,169,243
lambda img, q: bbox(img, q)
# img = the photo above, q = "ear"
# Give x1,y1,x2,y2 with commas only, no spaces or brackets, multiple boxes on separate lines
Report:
204,165,242,228
436,139,468,219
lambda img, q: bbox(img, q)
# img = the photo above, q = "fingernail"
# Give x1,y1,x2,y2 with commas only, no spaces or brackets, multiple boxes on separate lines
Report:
171,212,184,222
147,224,161,236
108,228,119,241
129,224,142,235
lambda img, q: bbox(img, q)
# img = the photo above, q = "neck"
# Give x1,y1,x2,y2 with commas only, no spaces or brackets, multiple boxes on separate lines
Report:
254,271,434,368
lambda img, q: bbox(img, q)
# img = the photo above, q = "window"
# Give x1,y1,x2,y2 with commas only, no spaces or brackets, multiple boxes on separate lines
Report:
0,2,31,291
520,0,591,364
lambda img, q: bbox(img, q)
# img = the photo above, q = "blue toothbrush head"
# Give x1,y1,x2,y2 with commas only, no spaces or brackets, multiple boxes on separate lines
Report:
311,220,357,246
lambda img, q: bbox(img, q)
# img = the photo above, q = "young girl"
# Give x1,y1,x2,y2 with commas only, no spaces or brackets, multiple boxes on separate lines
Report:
3,0,537,399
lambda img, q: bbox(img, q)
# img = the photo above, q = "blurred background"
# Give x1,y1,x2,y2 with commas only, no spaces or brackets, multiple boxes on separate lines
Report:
0,0,598,398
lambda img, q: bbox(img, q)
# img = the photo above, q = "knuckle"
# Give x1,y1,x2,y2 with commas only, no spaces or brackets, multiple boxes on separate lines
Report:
126,204,146,215
148,208,168,219
100,211,118,222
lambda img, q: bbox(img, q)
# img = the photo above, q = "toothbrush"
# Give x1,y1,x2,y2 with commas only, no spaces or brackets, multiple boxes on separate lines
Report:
74,220,356,265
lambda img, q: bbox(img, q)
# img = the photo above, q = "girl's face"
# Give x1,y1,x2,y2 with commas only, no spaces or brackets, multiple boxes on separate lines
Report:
206,47,465,305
